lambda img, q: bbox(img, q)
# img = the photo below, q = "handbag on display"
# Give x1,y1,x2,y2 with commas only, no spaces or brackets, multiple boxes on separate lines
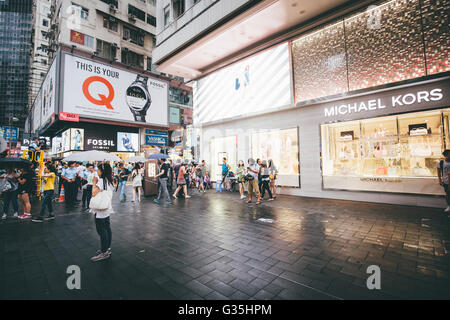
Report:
90,179,113,211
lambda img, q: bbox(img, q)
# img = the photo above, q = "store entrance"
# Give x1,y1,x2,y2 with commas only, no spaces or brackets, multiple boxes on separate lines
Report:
210,136,237,182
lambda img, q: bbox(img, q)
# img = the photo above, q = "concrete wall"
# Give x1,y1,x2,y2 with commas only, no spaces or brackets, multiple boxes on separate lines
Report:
154,0,253,64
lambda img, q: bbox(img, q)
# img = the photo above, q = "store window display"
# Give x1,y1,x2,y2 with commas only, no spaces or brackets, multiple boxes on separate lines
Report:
321,108,448,195
250,128,299,187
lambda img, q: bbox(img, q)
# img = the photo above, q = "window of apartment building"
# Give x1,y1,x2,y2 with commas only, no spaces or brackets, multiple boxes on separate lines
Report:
164,5,170,27
128,4,145,21
121,49,144,69
42,19,48,27
97,39,117,60
146,14,156,27
100,0,118,7
173,0,185,18
123,26,144,46
71,3,89,20
103,15,118,32
146,57,152,71
84,34,94,48
42,5,50,16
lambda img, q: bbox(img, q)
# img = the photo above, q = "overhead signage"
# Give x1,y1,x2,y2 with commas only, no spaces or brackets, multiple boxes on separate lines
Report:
59,112,79,122
145,135,168,146
0,127,19,142
320,78,450,121
145,129,168,136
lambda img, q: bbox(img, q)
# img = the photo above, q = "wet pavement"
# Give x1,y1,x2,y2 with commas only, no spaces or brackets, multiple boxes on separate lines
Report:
1,188,449,300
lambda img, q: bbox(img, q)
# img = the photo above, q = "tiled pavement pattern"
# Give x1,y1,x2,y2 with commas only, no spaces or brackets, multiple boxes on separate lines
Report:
1,189,450,300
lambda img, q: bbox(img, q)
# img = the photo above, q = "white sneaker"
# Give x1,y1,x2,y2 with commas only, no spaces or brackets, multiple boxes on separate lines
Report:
2,214,6,220
240,195,246,200
13,212,18,218
445,206,450,212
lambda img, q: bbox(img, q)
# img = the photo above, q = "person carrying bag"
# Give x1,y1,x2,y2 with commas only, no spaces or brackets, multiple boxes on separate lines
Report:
90,163,114,262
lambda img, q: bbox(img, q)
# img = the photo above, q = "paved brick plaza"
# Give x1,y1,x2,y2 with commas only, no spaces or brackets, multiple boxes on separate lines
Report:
1,189,449,300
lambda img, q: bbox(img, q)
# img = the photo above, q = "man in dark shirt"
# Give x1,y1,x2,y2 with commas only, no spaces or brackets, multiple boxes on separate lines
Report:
154,159,172,204
118,163,129,202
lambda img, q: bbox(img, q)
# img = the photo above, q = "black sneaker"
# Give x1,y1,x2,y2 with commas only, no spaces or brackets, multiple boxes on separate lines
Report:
32,217,44,223
45,215,55,221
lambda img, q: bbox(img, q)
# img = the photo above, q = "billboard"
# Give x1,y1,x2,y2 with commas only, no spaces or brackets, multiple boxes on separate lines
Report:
41,59,57,127
70,128,84,151
52,136,62,155
194,43,292,125
169,106,180,124
84,127,117,152
32,97,41,133
117,132,139,152
61,129,71,153
62,54,169,126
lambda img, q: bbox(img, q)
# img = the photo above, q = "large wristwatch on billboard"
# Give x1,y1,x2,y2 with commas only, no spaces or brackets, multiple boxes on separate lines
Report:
126,75,152,122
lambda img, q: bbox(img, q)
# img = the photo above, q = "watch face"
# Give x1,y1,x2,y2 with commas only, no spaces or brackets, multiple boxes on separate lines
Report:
126,85,148,111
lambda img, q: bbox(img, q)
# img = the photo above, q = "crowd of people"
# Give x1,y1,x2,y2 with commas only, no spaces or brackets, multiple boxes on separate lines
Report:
0,153,280,262
219,157,278,205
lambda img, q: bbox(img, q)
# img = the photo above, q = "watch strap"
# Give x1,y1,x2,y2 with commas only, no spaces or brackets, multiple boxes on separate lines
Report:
133,112,147,122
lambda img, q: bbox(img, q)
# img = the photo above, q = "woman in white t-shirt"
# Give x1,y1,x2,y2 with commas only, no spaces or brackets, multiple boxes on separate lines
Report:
90,163,114,262
131,163,143,203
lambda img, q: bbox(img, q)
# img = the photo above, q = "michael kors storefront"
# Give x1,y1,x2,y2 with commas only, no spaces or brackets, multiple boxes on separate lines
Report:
318,77,450,197
200,76,450,208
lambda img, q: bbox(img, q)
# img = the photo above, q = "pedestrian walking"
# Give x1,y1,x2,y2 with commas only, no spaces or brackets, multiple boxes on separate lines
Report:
184,160,191,189
196,161,206,193
260,160,274,201
1,168,19,219
437,149,450,213
246,158,261,205
236,160,246,200
221,157,231,185
154,159,172,204
268,159,278,199
173,162,191,199
167,160,174,192
32,163,56,222
131,163,143,203
90,163,114,262
18,166,35,219
256,158,263,194
118,163,129,202
82,164,97,211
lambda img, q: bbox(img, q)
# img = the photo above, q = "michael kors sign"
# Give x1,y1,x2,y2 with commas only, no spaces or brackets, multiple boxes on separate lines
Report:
321,78,450,121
